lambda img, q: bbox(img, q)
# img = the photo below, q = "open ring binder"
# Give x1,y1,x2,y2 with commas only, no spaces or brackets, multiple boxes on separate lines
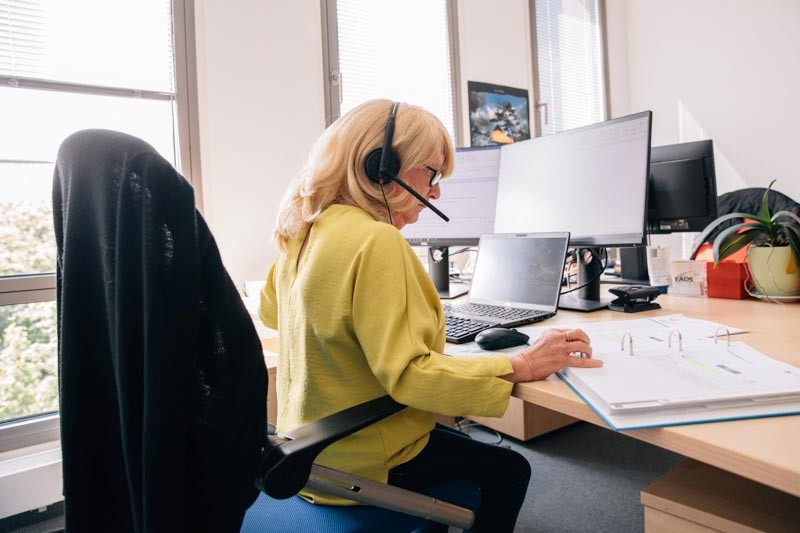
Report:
667,329,683,351
714,326,731,346
557,320,800,430
620,332,634,355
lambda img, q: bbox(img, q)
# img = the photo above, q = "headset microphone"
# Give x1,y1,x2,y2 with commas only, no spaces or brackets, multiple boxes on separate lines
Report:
364,102,450,223
383,170,450,222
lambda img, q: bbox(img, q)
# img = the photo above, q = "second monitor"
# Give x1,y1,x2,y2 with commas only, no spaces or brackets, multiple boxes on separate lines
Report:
401,145,502,298
494,111,653,311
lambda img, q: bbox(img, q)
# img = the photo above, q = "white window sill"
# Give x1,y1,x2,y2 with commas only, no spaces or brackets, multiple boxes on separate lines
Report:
0,440,63,519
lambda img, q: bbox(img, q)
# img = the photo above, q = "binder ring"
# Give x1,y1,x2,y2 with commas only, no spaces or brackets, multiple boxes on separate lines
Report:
714,326,731,346
620,332,634,355
668,329,683,351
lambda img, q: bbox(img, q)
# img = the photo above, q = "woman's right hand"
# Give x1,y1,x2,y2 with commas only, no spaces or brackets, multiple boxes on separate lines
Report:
502,328,601,383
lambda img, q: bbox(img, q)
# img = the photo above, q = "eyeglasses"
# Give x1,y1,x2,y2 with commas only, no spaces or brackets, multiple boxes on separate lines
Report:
425,166,442,187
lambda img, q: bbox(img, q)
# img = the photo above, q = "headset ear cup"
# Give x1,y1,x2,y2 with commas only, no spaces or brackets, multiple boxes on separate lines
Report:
364,149,383,184
385,151,401,177
364,149,402,185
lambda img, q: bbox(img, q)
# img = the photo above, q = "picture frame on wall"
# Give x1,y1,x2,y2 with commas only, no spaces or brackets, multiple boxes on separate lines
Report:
468,81,531,146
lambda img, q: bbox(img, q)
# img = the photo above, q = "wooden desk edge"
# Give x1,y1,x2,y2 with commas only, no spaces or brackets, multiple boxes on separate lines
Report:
512,383,800,498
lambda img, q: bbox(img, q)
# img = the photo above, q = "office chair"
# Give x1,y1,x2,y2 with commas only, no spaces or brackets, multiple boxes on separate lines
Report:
691,187,800,260
53,129,478,532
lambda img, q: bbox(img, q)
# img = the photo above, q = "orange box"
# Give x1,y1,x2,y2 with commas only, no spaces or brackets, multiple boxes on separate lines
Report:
705,262,749,299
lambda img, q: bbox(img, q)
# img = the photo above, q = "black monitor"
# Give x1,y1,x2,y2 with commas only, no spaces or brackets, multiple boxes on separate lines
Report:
494,111,653,311
648,139,717,233
620,140,718,282
401,145,502,298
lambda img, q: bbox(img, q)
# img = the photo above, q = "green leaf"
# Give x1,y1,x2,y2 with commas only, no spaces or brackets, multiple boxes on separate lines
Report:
711,224,763,264
772,210,800,226
761,179,777,220
694,212,770,257
716,231,762,264
782,223,800,267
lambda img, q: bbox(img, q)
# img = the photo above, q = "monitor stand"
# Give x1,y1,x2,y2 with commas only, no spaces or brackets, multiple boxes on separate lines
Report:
429,246,469,299
619,246,650,284
559,248,612,312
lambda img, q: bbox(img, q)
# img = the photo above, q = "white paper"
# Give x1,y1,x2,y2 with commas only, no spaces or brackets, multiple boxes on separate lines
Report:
646,246,671,287
558,340,800,430
563,342,800,410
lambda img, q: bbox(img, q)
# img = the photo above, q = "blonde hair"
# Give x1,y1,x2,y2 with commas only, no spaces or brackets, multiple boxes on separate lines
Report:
274,99,454,250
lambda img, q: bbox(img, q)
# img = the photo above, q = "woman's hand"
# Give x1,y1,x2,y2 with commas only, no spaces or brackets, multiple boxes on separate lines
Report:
502,328,601,383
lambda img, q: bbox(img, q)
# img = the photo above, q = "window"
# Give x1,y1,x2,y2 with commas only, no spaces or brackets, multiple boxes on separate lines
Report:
322,0,458,138
531,0,608,136
0,0,197,433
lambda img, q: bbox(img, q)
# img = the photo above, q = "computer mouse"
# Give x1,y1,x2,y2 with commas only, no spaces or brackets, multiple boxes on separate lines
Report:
475,328,530,351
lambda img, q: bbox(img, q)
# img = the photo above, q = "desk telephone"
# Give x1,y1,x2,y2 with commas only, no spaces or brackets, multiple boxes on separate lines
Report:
608,285,661,313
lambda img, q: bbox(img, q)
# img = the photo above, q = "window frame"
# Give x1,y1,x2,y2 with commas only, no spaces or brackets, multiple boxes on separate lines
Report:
528,0,611,138
0,0,200,452
320,0,462,137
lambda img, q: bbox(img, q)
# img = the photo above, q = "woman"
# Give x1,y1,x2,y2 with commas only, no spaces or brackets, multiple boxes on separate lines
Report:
260,99,601,531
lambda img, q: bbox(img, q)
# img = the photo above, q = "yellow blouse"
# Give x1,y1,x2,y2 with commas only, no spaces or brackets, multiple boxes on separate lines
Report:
260,204,513,504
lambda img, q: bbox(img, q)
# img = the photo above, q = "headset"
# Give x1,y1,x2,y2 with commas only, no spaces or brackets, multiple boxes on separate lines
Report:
363,102,449,223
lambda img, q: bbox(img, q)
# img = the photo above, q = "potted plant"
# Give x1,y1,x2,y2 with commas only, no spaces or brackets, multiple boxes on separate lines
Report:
697,180,800,298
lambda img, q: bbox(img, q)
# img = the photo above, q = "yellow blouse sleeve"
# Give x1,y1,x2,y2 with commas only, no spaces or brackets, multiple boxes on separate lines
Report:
351,228,513,418
258,262,278,330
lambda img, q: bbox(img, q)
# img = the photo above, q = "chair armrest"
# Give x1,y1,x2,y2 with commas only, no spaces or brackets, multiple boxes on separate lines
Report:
256,395,405,498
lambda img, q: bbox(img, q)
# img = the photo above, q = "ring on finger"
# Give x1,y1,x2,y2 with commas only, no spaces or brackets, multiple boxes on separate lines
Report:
565,330,573,343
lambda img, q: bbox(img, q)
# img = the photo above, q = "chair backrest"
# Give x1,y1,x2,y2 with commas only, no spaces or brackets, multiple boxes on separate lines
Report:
53,130,268,531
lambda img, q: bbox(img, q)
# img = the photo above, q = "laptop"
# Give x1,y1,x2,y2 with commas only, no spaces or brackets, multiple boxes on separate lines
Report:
445,232,570,343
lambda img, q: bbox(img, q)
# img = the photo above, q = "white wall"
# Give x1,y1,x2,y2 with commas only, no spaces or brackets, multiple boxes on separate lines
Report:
193,0,537,287
605,0,800,201
194,0,326,287
194,1,800,283
456,0,534,147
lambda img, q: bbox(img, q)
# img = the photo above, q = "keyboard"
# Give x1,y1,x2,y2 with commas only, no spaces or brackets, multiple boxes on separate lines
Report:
445,315,498,344
444,302,552,344
450,303,545,322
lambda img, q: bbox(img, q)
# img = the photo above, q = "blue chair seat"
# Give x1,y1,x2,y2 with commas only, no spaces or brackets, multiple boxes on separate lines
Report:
241,480,481,532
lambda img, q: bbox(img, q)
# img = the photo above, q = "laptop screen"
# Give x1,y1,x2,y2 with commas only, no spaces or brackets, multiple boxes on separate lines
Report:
469,232,570,311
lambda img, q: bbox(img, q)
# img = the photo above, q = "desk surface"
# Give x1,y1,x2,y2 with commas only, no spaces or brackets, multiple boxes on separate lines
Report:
510,294,800,497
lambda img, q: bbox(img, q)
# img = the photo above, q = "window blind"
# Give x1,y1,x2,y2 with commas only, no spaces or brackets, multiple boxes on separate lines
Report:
333,0,455,138
534,0,606,136
1,0,174,92
0,0,46,77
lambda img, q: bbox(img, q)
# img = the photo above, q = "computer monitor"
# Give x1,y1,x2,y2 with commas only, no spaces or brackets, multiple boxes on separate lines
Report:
620,140,718,282
494,111,653,311
648,139,717,233
401,145,502,298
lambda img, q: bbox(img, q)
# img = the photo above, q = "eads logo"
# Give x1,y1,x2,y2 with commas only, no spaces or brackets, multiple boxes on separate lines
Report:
674,271,694,283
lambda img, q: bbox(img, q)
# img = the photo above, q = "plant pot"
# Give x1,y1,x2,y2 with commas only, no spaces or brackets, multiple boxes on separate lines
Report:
747,245,800,297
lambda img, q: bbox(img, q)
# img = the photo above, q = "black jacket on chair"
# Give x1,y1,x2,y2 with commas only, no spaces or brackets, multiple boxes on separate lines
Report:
710,187,800,242
53,130,268,532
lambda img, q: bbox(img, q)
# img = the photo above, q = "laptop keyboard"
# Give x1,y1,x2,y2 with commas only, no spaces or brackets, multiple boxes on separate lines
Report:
444,303,551,344
445,315,498,344
449,303,545,322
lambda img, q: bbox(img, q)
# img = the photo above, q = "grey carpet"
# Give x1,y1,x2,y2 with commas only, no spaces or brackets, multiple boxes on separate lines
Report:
462,421,685,532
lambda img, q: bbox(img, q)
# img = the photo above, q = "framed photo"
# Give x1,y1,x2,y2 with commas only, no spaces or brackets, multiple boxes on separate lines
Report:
468,81,531,146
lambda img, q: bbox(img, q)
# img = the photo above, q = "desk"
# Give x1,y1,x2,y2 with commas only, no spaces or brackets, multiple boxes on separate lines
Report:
503,294,800,498
260,295,799,528
261,296,799,495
